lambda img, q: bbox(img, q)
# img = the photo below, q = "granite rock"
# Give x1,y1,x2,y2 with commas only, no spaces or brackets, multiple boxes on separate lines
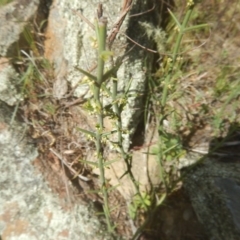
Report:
182,131,240,240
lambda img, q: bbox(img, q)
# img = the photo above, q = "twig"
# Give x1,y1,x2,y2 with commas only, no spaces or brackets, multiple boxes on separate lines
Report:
97,3,103,19
119,31,158,53
107,0,133,49
20,50,48,83
50,147,91,182
72,9,95,30
61,96,86,108
129,4,155,17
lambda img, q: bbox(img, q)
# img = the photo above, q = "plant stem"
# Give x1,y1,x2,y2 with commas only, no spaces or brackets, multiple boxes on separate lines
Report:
161,6,194,106
94,17,113,232
111,69,148,213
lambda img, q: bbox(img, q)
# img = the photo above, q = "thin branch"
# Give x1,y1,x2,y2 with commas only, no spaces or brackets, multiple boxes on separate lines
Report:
119,31,158,53
107,0,133,49
72,9,95,30
129,4,155,17
50,147,91,182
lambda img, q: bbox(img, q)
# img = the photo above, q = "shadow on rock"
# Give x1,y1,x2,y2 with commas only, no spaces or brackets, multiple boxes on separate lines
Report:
182,123,240,240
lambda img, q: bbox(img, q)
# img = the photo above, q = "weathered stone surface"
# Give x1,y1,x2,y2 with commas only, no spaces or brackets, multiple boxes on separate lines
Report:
0,58,22,106
0,2,112,239
182,133,240,240
0,0,39,57
44,0,162,201
0,101,110,240
0,0,39,106
44,0,160,151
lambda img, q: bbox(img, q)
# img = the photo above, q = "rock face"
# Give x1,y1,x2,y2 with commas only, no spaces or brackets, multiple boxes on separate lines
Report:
0,0,39,57
44,0,161,151
0,0,39,106
0,1,111,239
44,0,164,200
0,58,22,106
182,131,240,240
0,101,110,240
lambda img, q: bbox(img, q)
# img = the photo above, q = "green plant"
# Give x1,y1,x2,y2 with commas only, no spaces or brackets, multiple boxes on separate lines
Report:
77,17,115,232
76,13,149,235
123,2,210,237
0,0,13,7
144,1,204,194
11,25,51,125
129,192,151,220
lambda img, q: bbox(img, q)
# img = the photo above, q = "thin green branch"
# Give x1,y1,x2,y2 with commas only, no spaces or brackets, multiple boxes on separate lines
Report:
161,6,194,106
94,17,113,232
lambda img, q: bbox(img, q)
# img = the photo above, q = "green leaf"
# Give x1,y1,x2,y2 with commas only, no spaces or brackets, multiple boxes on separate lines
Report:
102,58,123,82
102,159,119,167
102,130,118,137
168,9,181,29
100,50,114,61
105,184,120,193
157,193,166,206
75,67,97,82
184,23,209,32
76,127,96,138
78,159,98,167
129,203,137,219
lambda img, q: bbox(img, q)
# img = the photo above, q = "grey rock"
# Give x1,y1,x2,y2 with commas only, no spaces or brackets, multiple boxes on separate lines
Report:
0,1,112,238
182,156,240,240
0,60,22,106
0,101,110,240
214,178,240,233
0,0,39,57
0,0,40,106
45,0,161,150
